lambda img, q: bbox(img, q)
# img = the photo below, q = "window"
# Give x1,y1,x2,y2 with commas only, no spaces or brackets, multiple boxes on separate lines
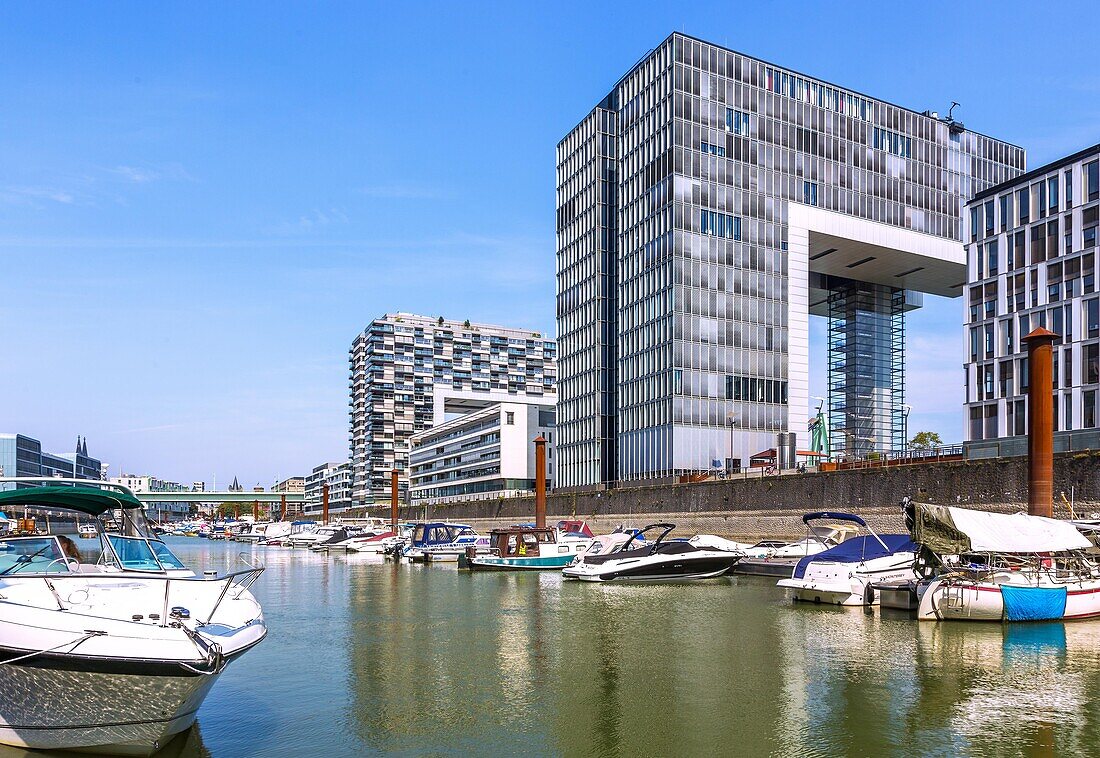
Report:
970,206,979,241
1065,393,1073,432
1066,170,1073,209
1084,205,1098,249
1088,299,1100,338
1038,182,1047,219
1085,390,1097,429
1000,194,1011,232
969,327,979,362
1064,347,1073,387
1087,344,1100,385
1014,399,1027,435
969,406,983,440
1018,187,1030,224
505,412,514,425
987,241,998,275
726,108,750,135
700,210,741,240
984,199,995,236
873,127,912,158
700,141,725,157
1049,176,1059,210
1088,160,1099,202
984,324,994,357
803,181,819,206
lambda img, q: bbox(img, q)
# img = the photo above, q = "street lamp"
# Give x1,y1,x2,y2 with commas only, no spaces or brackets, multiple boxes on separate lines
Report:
726,413,737,476
902,404,912,455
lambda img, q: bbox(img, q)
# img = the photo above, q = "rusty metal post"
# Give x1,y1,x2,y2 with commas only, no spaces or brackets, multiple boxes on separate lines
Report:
390,468,399,533
280,494,286,522
322,483,329,525
1024,327,1057,518
252,500,258,520
534,435,547,529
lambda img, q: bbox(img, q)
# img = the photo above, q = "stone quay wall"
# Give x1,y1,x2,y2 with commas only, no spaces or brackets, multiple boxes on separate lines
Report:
396,452,1100,540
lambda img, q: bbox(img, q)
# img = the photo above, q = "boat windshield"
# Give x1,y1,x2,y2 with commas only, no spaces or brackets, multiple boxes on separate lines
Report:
0,537,65,575
149,540,187,570
106,535,186,572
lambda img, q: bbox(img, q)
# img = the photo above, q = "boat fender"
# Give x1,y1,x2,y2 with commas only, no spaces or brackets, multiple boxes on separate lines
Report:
863,583,875,606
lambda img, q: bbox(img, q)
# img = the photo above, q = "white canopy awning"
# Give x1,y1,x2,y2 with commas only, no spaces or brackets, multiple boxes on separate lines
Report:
912,503,1093,554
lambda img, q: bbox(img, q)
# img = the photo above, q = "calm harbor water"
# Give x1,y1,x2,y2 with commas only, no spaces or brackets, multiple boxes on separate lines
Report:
5,537,1100,757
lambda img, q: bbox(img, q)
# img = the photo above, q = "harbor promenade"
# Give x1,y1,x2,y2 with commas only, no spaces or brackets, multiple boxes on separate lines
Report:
395,450,1100,541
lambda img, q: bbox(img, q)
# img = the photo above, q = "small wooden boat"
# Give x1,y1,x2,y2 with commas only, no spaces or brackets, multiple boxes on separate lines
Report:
461,525,590,570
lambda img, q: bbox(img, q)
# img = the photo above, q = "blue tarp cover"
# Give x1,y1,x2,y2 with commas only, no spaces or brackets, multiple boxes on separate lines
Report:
793,534,915,578
1001,584,1068,621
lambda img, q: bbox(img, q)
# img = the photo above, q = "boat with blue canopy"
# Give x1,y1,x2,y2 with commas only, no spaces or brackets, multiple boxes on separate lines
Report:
777,511,917,606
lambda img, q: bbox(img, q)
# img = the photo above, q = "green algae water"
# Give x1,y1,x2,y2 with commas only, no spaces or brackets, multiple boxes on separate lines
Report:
4,537,1099,757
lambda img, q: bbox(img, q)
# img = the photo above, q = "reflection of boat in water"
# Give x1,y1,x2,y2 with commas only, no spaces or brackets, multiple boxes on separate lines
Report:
907,502,1100,622
777,512,916,606
0,479,266,756
561,523,741,582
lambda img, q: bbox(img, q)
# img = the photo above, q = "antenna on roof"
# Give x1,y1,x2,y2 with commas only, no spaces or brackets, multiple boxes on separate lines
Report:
947,101,960,120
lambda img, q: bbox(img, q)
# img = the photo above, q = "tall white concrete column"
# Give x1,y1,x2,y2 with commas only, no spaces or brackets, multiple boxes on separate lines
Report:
786,214,811,446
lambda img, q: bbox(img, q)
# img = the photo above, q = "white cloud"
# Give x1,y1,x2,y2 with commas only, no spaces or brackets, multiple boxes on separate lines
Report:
0,185,76,206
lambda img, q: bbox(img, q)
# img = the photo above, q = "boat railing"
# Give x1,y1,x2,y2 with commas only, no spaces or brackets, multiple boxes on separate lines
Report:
33,562,265,628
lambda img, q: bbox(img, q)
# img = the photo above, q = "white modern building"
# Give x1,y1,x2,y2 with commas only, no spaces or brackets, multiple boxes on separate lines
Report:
964,144,1100,454
348,313,557,506
111,474,191,521
408,401,556,505
556,32,1024,489
304,462,352,516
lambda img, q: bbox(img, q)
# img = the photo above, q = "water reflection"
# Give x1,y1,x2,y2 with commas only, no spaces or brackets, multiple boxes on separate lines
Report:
12,540,1100,757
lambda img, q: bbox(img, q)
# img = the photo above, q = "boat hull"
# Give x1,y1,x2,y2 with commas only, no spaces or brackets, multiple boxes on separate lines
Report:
465,555,576,571
563,554,740,582
916,576,1100,622
0,658,221,755
777,557,915,606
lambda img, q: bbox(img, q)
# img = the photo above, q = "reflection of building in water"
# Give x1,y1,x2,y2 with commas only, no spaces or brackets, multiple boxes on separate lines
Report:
772,605,1098,755
917,622,1097,755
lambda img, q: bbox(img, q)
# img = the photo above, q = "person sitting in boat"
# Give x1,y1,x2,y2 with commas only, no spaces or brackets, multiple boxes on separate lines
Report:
57,535,83,564
517,537,527,556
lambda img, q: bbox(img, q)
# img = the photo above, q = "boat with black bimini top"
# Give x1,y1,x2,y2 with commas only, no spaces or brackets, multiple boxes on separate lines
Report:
0,478,266,756
561,523,742,582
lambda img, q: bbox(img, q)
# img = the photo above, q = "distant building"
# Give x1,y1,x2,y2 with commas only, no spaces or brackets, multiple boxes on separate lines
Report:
304,462,352,516
409,401,556,505
192,481,206,492
348,312,557,507
111,474,190,521
228,477,243,492
272,477,305,494
964,144,1100,455
0,433,102,490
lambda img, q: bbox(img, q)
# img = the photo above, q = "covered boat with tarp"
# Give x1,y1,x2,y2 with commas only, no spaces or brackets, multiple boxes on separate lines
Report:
907,501,1100,622
776,512,917,606
0,478,266,755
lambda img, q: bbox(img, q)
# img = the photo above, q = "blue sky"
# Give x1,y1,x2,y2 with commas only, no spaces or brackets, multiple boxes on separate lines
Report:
3,1,1097,486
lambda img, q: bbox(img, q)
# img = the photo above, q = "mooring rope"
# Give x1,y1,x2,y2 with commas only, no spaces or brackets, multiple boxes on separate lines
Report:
0,630,106,666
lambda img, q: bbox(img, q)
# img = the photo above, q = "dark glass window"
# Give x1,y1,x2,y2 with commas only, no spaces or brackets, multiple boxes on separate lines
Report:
1019,187,1030,224
985,199,995,236
1049,176,1059,210
1000,194,1011,232
1087,344,1100,384
1088,160,1099,202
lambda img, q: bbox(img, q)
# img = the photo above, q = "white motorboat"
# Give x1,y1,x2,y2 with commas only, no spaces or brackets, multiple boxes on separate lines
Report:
0,479,266,756
562,530,647,578
908,502,1100,622
777,512,916,606
236,521,271,544
343,523,414,554
561,523,741,582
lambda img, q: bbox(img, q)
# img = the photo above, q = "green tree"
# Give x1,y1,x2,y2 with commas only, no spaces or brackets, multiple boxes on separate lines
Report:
909,431,943,450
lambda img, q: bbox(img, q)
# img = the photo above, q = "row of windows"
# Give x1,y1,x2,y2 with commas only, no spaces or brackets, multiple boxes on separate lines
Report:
971,159,1100,239
872,127,913,158
698,210,741,239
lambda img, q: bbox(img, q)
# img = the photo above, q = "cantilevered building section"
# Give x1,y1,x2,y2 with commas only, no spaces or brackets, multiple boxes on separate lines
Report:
555,32,1024,488
349,313,557,506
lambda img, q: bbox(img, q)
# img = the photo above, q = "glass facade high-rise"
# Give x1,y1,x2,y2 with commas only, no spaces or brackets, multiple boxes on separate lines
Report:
349,313,557,506
556,33,1024,489
964,144,1100,446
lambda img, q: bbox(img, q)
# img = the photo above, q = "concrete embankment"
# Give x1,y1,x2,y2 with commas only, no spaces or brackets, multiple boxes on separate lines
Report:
399,451,1100,540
